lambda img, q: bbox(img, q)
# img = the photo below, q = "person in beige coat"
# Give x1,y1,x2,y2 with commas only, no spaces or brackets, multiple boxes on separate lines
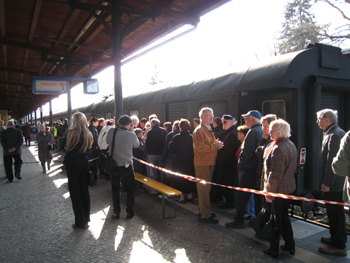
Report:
193,107,223,224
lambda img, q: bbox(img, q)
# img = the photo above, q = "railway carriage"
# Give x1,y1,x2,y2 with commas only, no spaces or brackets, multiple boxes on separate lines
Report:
45,43,350,195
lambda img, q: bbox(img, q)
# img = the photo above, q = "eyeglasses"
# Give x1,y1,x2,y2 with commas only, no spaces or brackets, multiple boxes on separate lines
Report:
223,120,231,124
270,129,275,133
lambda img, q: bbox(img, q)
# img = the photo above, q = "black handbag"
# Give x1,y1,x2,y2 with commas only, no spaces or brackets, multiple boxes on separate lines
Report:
251,201,279,242
104,128,118,175
88,170,96,186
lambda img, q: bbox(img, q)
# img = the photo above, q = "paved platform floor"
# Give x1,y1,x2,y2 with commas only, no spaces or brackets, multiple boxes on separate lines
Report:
0,144,350,263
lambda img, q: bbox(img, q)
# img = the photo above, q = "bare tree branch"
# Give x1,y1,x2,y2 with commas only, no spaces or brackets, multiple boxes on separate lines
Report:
320,0,350,21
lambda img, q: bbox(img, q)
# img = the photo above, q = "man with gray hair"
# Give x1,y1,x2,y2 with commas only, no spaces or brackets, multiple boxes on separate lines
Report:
193,107,224,223
1,120,23,182
316,109,347,256
0,120,6,132
145,118,167,187
226,110,263,229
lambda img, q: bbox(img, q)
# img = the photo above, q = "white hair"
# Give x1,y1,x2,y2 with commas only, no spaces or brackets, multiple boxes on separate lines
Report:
270,119,291,138
199,107,213,118
317,109,338,123
130,115,139,125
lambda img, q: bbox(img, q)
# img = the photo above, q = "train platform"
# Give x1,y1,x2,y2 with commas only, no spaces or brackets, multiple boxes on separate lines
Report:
1,144,350,263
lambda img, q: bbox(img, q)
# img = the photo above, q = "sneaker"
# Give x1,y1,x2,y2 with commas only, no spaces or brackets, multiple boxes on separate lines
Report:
111,213,120,219
225,220,245,229
320,236,332,245
199,216,219,224
319,245,347,256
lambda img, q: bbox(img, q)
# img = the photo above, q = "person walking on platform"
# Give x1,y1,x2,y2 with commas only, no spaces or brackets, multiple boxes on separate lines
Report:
316,109,347,256
1,120,23,182
193,107,223,224
106,115,139,220
225,110,263,229
23,122,32,147
63,112,93,230
0,120,6,167
36,125,54,173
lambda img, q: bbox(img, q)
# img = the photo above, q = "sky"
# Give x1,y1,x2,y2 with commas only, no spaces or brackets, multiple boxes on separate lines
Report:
39,0,350,117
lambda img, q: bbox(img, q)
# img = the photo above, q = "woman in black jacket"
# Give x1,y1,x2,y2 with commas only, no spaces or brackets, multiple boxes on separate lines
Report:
63,112,93,229
168,119,196,203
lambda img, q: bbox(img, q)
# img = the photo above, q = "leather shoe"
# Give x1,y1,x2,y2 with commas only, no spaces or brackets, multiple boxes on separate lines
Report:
111,213,120,219
280,245,295,255
177,199,186,204
320,236,331,245
198,212,216,217
199,216,219,224
319,245,347,256
127,212,134,219
15,175,22,180
186,198,194,203
225,220,245,229
263,248,278,259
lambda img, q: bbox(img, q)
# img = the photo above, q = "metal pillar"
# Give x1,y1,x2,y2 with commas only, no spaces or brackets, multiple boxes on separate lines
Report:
49,99,53,126
40,108,43,124
112,1,123,121
66,55,72,126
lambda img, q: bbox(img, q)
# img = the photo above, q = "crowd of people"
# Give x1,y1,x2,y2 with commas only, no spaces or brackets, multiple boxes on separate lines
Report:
1,106,349,258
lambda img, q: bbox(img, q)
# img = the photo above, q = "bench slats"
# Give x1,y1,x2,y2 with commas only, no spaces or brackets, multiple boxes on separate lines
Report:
135,172,182,196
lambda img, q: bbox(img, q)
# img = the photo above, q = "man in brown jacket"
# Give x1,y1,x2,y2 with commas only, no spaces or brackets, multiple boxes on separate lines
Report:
193,107,223,223
23,122,32,147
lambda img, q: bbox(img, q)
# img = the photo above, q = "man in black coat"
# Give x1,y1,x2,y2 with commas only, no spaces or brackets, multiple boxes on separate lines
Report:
317,109,347,256
145,118,167,185
226,110,263,229
216,115,240,209
87,117,99,178
1,120,23,182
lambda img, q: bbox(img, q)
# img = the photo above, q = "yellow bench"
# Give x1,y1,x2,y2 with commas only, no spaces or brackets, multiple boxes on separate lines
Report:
134,172,182,219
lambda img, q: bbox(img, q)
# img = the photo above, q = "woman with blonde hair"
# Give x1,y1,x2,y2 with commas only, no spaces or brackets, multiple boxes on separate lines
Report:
63,112,93,230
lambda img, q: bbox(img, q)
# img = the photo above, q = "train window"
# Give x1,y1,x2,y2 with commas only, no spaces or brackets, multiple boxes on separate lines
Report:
105,112,111,119
262,100,286,120
129,110,139,118
200,101,228,118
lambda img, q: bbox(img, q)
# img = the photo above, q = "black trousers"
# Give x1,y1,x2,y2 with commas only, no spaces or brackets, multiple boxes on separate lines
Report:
25,137,31,146
323,191,347,249
111,166,135,214
234,169,257,222
217,164,238,206
67,166,90,227
4,154,22,181
270,197,295,253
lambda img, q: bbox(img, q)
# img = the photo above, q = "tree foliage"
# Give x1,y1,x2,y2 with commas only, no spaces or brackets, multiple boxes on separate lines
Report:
278,0,328,54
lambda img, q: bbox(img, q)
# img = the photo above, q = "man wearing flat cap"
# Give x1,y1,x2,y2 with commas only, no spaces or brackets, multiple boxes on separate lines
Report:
216,115,240,209
226,110,263,228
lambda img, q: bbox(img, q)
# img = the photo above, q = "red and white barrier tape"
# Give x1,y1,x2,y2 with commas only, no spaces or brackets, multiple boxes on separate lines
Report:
133,157,350,207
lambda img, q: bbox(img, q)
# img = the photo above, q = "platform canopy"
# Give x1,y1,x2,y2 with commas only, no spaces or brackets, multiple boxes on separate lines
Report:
0,0,229,119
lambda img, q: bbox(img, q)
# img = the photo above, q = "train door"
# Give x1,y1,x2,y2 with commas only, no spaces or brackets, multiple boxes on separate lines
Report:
321,91,345,129
238,89,295,137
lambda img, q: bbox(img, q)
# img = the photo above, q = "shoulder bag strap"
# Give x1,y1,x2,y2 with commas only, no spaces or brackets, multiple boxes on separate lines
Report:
110,128,118,156
173,135,191,156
